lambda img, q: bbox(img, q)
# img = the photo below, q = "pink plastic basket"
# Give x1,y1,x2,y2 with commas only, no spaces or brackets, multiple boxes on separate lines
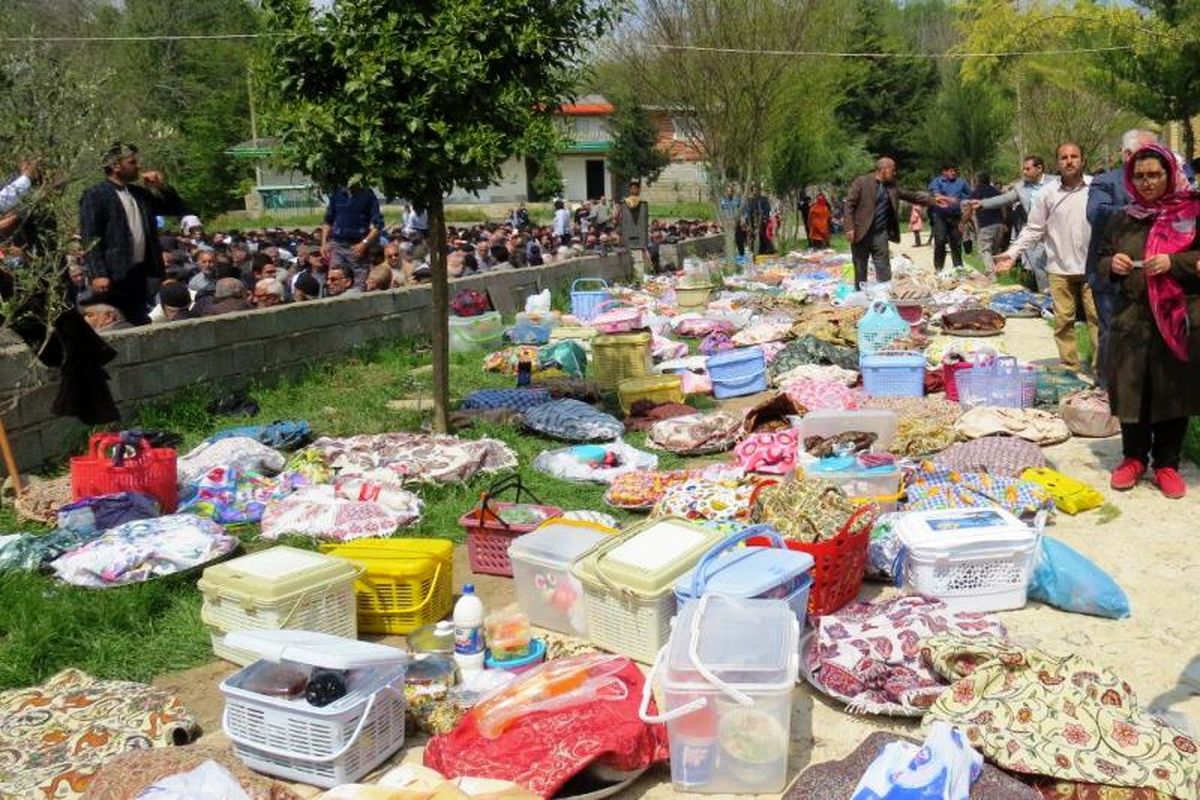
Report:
458,475,562,576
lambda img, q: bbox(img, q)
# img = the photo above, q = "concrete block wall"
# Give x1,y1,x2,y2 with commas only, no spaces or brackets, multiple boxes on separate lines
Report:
1,235,721,471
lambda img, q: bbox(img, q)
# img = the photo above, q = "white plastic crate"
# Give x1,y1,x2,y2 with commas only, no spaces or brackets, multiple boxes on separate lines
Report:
220,631,407,788
896,509,1039,612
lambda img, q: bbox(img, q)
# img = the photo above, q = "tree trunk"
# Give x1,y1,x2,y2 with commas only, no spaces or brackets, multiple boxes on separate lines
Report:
428,194,450,434
1184,116,1196,164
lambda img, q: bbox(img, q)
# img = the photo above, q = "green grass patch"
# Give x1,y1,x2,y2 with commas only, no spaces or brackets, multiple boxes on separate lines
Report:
1185,418,1200,468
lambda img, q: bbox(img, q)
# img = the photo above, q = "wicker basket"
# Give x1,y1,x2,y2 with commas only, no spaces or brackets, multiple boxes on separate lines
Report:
591,332,652,392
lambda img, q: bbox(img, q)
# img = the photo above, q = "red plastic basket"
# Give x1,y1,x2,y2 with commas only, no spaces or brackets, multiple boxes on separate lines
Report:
748,505,875,617
895,302,924,324
69,433,178,513
943,361,974,402
458,475,562,577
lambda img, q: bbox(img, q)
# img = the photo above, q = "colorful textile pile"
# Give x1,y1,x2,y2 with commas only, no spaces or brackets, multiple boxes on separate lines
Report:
179,465,296,525
646,411,746,456
308,433,517,484
177,436,286,485
903,461,1056,520
864,397,963,457
259,486,412,541
754,476,860,544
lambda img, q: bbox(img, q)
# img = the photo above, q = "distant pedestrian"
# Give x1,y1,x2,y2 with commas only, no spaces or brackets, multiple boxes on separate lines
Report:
908,203,924,247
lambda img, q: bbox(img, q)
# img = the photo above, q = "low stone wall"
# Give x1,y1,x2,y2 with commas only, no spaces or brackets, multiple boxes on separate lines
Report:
1,235,722,471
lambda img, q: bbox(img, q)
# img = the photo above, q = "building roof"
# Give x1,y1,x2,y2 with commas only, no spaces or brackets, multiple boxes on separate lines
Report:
226,138,280,159
560,94,614,116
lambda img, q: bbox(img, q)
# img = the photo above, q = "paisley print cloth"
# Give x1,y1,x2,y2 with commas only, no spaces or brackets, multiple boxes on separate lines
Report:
308,433,517,485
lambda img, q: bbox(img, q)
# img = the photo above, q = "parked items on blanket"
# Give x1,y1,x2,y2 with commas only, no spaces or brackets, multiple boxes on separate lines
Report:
803,595,1007,716
865,396,962,457
208,420,313,450
989,289,1053,317
784,377,866,411
641,595,799,794
50,513,237,588
260,486,409,541
571,277,610,320
177,436,285,486
674,316,736,338
180,465,295,525
624,400,698,432
200,546,361,664
242,662,311,699
332,475,424,520
770,334,861,375
941,307,1006,335
1035,367,1092,407
590,331,652,391
591,299,643,333
309,433,517,485
84,744,302,800
851,721,983,800
955,356,1037,410
805,455,902,511
510,519,613,637
57,490,159,535
484,605,533,662
571,517,726,663
861,350,926,397
647,411,746,456
798,409,899,452
0,668,199,800
803,431,878,458
1029,535,1130,618
71,432,179,513
895,508,1040,612
743,391,805,432
923,633,1200,800
707,346,768,399
220,630,409,788
904,461,1055,520
733,320,793,347
754,476,860,544
699,330,735,355
1060,389,1121,438
934,436,1046,478
1020,467,1104,514
532,439,657,484
321,538,454,635
956,407,1071,445
651,475,772,524
618,374,684,414
773,361,860,387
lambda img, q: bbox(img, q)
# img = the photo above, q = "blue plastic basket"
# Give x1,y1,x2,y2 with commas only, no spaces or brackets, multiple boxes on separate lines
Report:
860,350,925,397
706,346,767,399
858,301,912,355
570,278,610,321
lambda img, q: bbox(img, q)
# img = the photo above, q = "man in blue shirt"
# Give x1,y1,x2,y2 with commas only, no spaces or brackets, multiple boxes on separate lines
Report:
927,163,971,273
320,184,385,287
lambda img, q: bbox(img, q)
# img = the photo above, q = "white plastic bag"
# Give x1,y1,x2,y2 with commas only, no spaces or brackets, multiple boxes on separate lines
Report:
524,289,551,315
136,760,251,800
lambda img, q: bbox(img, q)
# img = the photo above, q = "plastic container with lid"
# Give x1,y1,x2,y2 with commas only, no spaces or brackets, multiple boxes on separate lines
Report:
485,605,532,661
805,456,903,512
200,546,362,665
407,621,455,657
795,409,899,453
572,517,726,663
674,525,814,629
639,596,799,794
220,630,408,788
509,518,614,637
485,638,547,674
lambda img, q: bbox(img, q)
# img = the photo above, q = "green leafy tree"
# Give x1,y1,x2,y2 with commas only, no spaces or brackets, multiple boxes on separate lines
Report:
912,64,1011,179
522,116,566,201
606,94,669,188
259,0,620,432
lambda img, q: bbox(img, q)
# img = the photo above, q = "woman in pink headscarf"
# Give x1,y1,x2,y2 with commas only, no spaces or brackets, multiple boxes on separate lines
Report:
1098,143,1200,499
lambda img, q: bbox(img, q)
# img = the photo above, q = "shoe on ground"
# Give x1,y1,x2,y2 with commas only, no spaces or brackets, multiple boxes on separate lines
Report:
1154,467,1187,499
1110,458,1146,491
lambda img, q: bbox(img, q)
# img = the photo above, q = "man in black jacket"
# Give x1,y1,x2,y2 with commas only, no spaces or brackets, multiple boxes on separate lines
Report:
79,143,186,325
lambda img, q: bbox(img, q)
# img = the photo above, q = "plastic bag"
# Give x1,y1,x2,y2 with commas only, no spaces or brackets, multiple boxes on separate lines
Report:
525,289,551,315
1028,535,1130,619
137,760,251,799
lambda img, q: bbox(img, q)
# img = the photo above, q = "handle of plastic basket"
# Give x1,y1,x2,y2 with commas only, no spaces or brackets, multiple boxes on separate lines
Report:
687,594,754,707
88,433,150,466
690,524,785,599
572,277,609,293
222,681,405,763
358,559,445,613
478,473,544,530
840,504,878,539
637,643,709,724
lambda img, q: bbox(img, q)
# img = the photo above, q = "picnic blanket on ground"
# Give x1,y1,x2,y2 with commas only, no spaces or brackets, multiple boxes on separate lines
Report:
771,334,860,374
0,669,198,800
177,437,286,485
82,745,301,800
49,514,237,588
903,461,1056,520
178,465,296,525
308,433,517,484
532,441,658,484
523,399,624,442
923,634,1200,800
864,397,963,457
934,437,1047,478
646,411,745,456
804,595,1007,717
259,486,414,542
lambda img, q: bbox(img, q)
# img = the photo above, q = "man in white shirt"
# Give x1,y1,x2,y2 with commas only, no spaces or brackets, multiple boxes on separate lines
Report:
994,142,1099,372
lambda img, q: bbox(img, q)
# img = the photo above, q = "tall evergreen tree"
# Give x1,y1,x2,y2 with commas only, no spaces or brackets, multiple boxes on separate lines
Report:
606,94,669,188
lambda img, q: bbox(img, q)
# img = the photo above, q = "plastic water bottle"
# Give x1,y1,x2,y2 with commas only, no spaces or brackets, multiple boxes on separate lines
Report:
453,584,486,672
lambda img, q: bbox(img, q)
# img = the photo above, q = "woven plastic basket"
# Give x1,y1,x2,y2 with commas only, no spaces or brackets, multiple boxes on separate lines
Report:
592,332,652,391
460,475,562,577
857,301,912,355
571,278,610,321
861,351,925,397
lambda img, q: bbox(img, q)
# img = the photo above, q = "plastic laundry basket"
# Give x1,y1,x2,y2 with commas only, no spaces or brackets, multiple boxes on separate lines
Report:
571,278,610,321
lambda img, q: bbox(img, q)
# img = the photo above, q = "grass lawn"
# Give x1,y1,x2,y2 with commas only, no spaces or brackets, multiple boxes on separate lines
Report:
0,330,700,690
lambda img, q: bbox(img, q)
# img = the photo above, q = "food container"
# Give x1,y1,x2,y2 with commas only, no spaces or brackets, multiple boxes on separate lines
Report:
509,519,614,637
640,596,799,794
485,638,547,674
795,409,899,453
804,458,903,511
860,350,925,397
220,630,408,788
676,282,717,310
320,538,453,635
449,311,504,353
592,332,653,391
706,347,768,399
571,517,726,663
485,605,532,661
200,547,361,665
895,508,1039,612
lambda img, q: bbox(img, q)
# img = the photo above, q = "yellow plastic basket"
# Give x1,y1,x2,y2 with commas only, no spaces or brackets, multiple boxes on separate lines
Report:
617,374,685,414
320,538,454,635
675,283,716,310
591,331,652,392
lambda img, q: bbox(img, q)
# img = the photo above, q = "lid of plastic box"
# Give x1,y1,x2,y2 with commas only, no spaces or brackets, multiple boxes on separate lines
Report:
198,546,359,602
224,629,409,671
706,346,764,369
675,546,813,602
664,596,798,691
895,508,1037,552
573,517,725,596
508,520,613,569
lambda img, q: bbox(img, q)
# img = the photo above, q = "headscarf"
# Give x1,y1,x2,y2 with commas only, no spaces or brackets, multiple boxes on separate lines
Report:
1122,143,1198,362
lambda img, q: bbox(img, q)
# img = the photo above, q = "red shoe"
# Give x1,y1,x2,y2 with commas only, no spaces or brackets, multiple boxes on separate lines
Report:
1110,458,1146,491
1154,467,1187,500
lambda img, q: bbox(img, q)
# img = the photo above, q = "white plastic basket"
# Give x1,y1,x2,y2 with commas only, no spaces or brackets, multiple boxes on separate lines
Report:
221,661,406,787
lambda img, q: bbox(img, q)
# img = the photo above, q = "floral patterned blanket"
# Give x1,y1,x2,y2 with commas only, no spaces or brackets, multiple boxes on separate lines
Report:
308,433,517,485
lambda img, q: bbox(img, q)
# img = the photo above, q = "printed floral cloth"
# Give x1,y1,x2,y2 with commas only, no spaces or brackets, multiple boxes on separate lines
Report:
733,321,793,346
0,669,198,800
650,476,772,524
864,397,963,457
651,334,689,361
308,433,517,485
771,334,861,374
754,476,862,544
0,529,101,574
178,465,296,525
955,407,1072,446
773,363,860,387
646,411,746,455
176,437,286,485
50,514,237,588
82,744,301,800
934,437,1047,478
805,595,1007,717
1025,779,1171,799
783,379,866,413
734,431,800,475
923,634,1200,800
903,461,1056,521
259,486,410,542
672,316,735,338
604,465,746,510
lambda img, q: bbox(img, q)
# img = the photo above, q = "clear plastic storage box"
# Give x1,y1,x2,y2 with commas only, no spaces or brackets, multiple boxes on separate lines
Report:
509,519,614,637
795,409,899,453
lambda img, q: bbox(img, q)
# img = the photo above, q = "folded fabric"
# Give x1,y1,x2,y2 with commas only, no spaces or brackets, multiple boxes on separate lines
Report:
754,475,862,544
651,334,689,361
1035,368,1093,408
783,379,866,412
207,419,313,451
771,335,860,374
646,411,745,455
923,634,1200,800
672,316,735,338
177,437,286,485
956,407,1071,445
734,431,799,474
624,401,698,432
773,362,859,387
0,669,199,800
56,492,159,536
460,388,553,412
604,465,746,510
83,744,301,799
523,399,624,442
260,486,409,541
309,433,517,485
651,476,768,524
532,440,658,484
989,289,1053,317
805,595,1007,716
332,476,425,521
179,465,295,525
851,722,983,800
789,731,1040,800
934,437,1046,478
50,514,237,588
1060,389,1121,438
903,461,1056,520
699,330,735,356
733,321,793,346
865,396,963,457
